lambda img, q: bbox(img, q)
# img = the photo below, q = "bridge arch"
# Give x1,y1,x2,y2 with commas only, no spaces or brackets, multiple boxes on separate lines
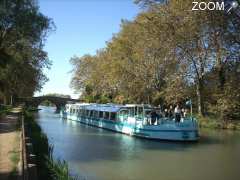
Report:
16,96,79,112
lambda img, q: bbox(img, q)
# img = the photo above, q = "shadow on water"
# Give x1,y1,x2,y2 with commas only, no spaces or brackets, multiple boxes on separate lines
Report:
197,134,223,145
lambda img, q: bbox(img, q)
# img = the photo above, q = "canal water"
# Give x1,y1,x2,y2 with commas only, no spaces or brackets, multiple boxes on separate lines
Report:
35,106,240,180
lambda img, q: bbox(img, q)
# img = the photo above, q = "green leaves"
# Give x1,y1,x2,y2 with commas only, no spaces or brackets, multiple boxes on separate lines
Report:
0,0,54,104
70,0,240,120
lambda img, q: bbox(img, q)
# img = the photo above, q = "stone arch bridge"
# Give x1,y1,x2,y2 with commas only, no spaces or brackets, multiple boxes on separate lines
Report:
16,96,80,112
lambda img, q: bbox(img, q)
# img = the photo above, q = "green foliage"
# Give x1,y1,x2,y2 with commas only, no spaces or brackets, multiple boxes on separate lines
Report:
70,0,240,121
0,104,12,115
197,114,240,130
47,151,78,180
0,0,54,104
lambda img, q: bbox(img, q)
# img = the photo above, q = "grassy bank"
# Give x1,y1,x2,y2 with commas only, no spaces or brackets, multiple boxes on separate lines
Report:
197,114,240,130
24,110,78,180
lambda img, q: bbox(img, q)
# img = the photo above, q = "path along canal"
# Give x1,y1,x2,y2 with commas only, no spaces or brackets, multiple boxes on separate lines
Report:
35,106,240,180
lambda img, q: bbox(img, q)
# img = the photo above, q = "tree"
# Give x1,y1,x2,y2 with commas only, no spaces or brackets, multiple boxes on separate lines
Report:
70,0,240,120
0,0,54,104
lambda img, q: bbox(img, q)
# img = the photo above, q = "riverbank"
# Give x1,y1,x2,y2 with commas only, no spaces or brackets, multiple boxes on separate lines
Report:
0,107,22,180
197,115,240,130
24,110,78,180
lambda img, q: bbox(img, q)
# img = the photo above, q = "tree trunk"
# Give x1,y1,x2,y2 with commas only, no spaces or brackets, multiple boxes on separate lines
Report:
196,80,204,116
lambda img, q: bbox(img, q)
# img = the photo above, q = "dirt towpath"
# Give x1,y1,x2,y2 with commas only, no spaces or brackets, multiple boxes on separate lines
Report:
0,108,22,180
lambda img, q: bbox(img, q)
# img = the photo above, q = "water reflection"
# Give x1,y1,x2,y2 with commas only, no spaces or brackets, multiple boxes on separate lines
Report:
36,106,240,180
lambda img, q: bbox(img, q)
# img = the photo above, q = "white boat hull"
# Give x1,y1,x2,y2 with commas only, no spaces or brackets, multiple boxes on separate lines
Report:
61,112,199,141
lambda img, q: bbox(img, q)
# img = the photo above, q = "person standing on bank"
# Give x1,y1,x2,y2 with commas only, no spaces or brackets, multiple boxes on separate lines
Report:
174,104,181,122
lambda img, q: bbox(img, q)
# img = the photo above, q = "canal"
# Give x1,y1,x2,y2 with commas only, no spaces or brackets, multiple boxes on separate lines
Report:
35,106,240,180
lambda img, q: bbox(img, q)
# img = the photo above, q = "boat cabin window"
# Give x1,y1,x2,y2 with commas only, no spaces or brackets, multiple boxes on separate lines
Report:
83,109,86,116
93,110,98,118
90,110,93,117
135,106,138,115
129,107,134,117
119,109,129,121
104,112,109,120
99,111,103,118
110,112,116,121
119,110,128,116
145,110,151,116
138,107,143,116
86,110,90,117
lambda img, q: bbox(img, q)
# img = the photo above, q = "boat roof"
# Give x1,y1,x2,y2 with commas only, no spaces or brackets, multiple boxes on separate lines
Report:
66,103,154,112
125,104,152,108
84,104,125,113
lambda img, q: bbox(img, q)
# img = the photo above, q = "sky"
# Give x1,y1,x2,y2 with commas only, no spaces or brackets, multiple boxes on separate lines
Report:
35,0,140,99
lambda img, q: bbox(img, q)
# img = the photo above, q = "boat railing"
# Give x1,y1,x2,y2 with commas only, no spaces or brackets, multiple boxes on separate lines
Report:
140,116,197,126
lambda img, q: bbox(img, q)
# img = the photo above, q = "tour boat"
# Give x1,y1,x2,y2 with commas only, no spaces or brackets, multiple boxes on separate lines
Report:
60,103,199,141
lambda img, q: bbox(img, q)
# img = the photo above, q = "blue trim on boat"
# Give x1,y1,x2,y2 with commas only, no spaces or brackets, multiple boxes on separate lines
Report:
65,114,197,133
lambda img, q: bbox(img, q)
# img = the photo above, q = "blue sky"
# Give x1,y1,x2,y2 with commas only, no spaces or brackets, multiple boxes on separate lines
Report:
35,0,140,99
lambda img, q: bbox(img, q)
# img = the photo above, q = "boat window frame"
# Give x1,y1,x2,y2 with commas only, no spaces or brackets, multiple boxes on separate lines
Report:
90,110,93,117
104,111,110,120
93,110,98,118
110,112,116,121
99,111,103,118
83,109,86,116
86,110,90,117
138,106,143,116
118,109,129,121
129,107,134,117
135,106,138,115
